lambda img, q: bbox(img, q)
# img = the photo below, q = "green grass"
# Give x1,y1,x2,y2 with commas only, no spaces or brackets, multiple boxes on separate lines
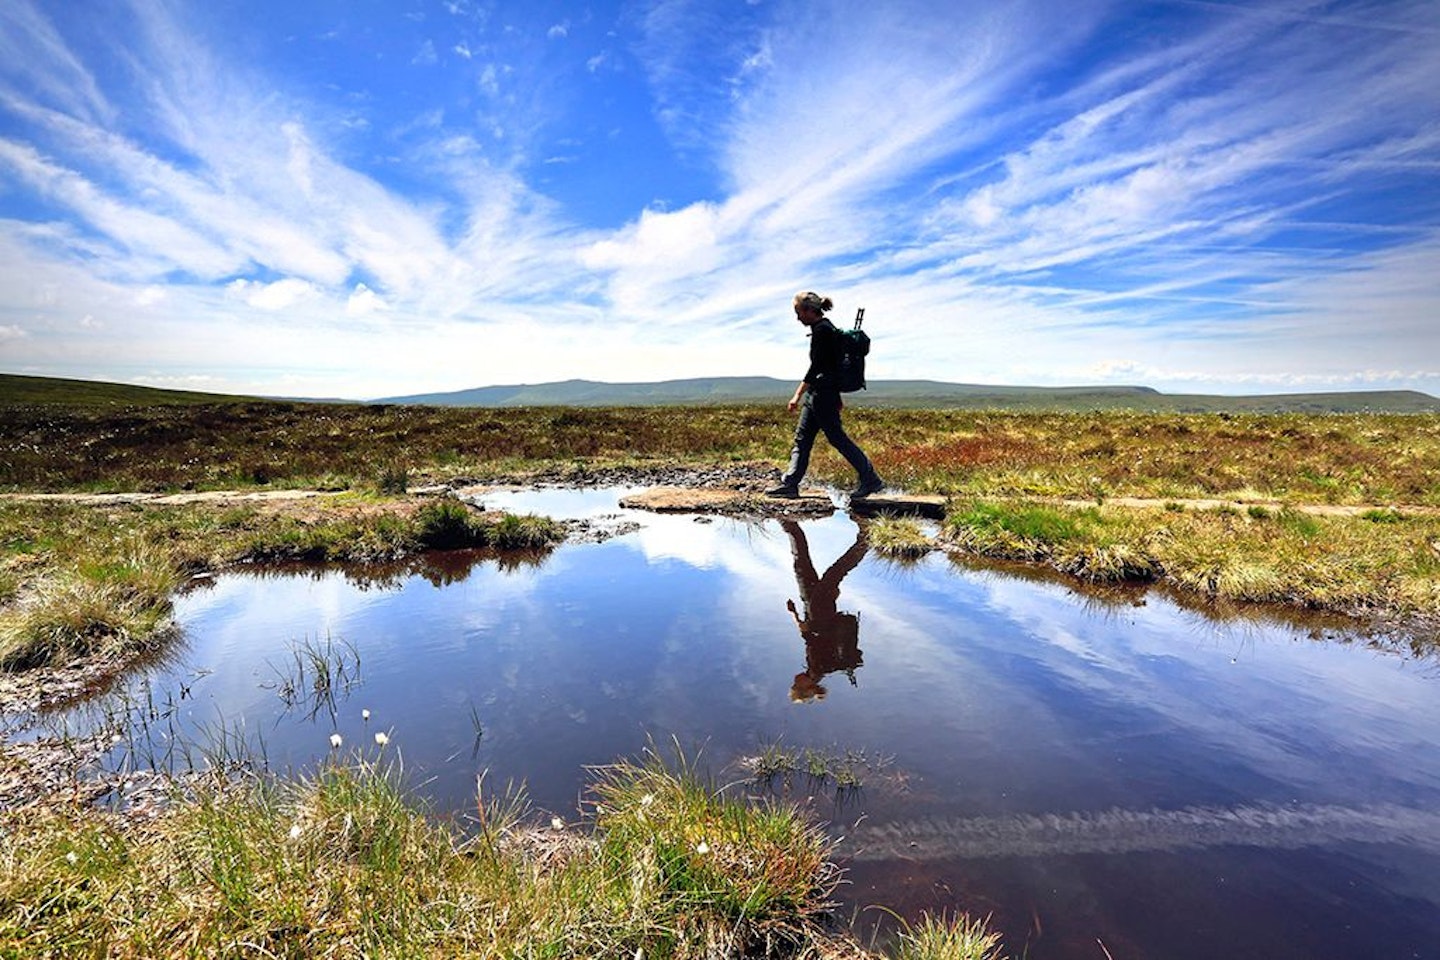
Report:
0,747,991,958
944,498,1440,620
889,913,1006,960
867,517,934,561
0,499,563,672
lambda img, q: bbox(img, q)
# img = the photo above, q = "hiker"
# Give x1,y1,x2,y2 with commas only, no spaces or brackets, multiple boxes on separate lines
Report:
781,519,868,702
766,290,884,500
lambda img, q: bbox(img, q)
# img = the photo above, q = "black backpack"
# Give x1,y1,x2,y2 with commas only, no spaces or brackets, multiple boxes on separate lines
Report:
836,307,870,393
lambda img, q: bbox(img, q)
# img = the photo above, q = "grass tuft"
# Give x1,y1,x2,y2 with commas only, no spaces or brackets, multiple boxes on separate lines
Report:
590,742,839,932
868,517,934,561
891,912,1008,960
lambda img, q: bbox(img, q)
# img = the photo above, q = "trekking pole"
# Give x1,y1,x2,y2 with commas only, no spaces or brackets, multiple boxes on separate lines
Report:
854,307,865,331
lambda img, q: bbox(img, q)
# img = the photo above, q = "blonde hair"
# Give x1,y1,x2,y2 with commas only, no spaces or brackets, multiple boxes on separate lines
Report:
793,291,833,314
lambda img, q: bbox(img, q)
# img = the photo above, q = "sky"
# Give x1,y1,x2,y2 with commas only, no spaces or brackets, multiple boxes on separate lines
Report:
1,0,1437,401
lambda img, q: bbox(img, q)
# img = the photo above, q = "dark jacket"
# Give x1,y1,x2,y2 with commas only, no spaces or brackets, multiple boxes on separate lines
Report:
802,319,844,391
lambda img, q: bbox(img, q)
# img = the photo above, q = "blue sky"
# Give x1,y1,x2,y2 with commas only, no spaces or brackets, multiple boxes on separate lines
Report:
1,0,1437,400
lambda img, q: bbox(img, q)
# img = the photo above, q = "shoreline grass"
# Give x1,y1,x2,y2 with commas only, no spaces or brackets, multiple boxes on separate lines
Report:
0,496,562,673
941,497,1440,632
0,747,1002,959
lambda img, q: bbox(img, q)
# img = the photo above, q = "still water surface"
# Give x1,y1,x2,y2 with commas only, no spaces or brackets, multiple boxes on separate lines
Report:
62,488,1440,958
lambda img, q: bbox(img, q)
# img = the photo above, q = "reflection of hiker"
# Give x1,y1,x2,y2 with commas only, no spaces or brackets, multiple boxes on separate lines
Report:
782,519,868,703
766,290,884,501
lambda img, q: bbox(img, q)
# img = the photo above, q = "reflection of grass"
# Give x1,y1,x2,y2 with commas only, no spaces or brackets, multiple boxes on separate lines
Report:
1,744,1000,958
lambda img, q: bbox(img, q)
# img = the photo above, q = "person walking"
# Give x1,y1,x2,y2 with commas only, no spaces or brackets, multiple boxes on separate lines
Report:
766,290,884,500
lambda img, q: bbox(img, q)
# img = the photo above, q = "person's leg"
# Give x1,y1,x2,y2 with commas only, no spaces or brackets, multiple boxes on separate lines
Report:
812,392,882,490
778,395,822,489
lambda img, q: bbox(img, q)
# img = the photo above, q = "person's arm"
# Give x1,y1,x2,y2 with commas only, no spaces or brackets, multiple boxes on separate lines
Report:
788,380,807,412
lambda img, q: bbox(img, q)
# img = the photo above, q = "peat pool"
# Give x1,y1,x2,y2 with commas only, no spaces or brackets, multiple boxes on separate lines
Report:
41,487,1440,959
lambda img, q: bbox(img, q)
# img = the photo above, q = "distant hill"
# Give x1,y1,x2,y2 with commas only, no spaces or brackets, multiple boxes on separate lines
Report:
377,376,1440,413
4,372,1437,413
0,373,266,406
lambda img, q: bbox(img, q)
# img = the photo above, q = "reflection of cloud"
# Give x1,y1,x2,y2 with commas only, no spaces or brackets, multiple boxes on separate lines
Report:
958,569,1438,795
631,515,766,571
846,801,1440,861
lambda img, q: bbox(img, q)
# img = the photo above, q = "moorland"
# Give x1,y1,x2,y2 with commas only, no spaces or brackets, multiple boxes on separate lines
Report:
2,375,1439,958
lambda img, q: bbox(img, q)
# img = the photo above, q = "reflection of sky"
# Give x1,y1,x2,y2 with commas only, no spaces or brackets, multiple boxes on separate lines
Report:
58,489,1440,959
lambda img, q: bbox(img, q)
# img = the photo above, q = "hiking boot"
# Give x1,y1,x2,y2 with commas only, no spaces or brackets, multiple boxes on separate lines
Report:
765,483,800,499
850,476,885,499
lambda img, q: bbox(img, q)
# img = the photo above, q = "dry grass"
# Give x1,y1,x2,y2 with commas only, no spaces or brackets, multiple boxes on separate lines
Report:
3,403,1437,508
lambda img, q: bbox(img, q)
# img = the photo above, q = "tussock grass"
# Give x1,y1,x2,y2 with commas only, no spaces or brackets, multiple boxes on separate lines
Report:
591,745,839,942
0,575,175,670
0,498,563,675
890,913,1007,960
945,498,1440,620
0,749,973,958
867,517,934,561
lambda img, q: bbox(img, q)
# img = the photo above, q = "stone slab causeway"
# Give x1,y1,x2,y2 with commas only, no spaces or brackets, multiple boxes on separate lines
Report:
848,494,947,519
619,486,836,517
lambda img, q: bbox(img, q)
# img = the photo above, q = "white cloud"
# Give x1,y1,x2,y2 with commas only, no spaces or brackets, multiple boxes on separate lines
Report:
227,277,320,311
0,323,27,340
0,0,1436,399
0,0,112,122
345,283,387,317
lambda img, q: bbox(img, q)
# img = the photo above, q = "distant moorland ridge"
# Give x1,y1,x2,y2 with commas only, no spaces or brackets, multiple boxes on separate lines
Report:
376,376,1440,413
3,372,1438,413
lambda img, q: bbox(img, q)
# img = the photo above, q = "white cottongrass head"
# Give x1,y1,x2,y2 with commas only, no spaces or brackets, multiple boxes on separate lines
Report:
551,816,564,830
65,851,78,865
695,841,710,855
288,823,303,841
329,733,343,749
374,731,390,746
362,709,371,721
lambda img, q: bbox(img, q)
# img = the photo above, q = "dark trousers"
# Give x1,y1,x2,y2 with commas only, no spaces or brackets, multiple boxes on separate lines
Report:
781,390,879,487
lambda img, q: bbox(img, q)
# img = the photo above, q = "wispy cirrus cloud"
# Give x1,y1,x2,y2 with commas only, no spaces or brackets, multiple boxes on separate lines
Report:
0,0,1436,398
